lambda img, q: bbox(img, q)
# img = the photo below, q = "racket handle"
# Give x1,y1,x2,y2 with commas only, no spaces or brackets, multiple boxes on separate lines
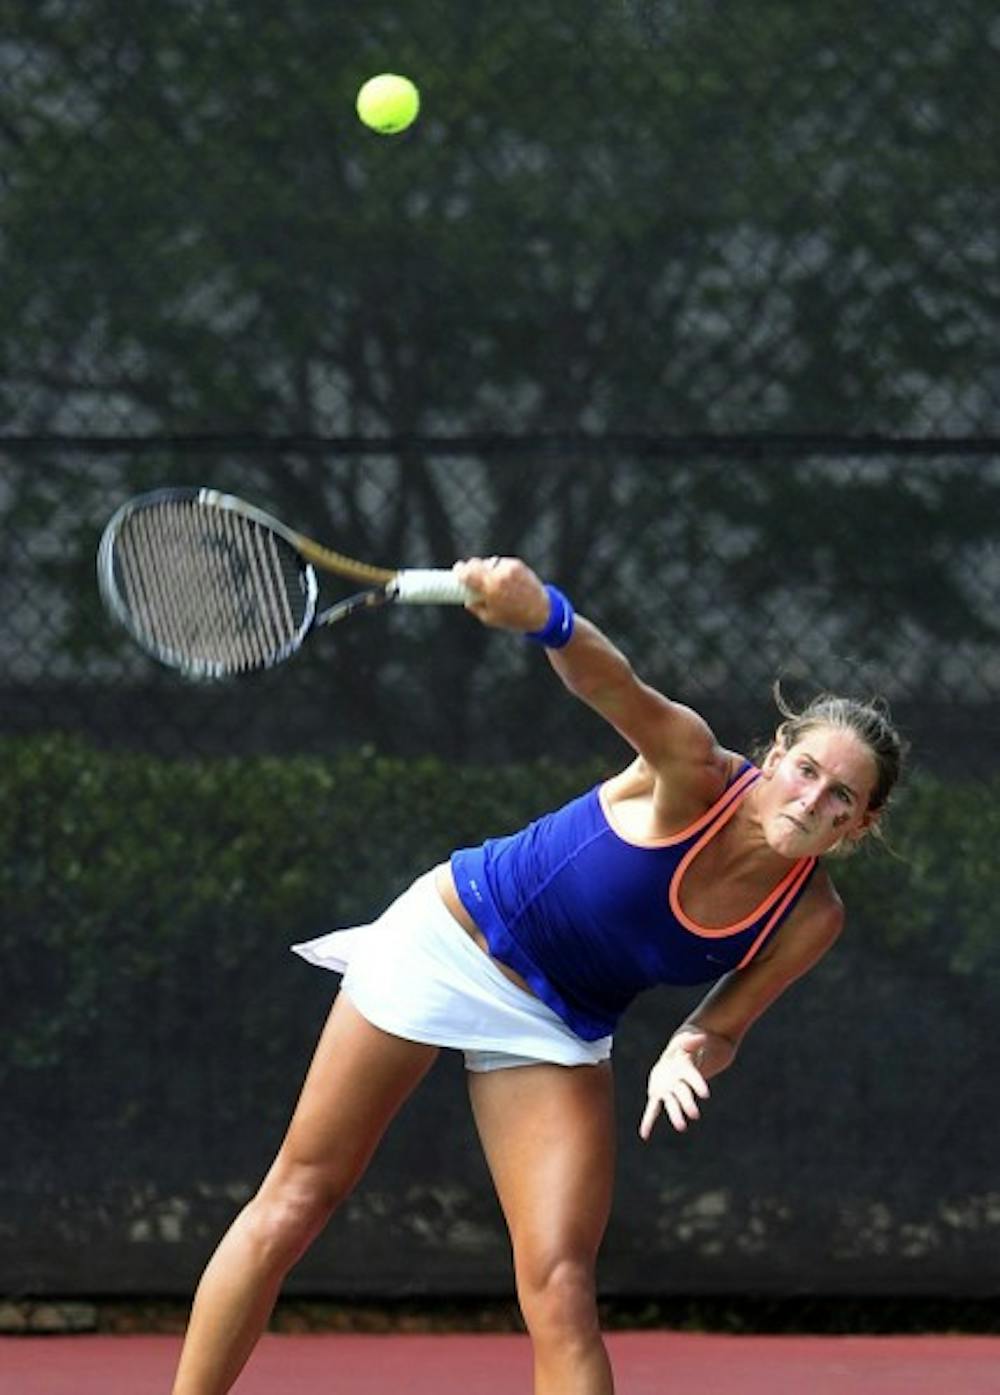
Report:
391,569,473,605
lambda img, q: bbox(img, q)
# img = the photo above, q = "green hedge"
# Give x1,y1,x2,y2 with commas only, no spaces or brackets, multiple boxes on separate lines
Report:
3,733,998,1089
832,771,1000,977
0,735,602,1079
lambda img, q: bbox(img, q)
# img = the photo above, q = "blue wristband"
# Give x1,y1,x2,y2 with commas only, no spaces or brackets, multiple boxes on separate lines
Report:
525,584,575,649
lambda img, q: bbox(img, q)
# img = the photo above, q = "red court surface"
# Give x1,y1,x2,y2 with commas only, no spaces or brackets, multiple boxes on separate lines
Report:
3,1331,1000,1394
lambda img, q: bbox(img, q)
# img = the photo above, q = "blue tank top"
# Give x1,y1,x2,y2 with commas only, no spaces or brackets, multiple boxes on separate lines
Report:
450,763,817,1041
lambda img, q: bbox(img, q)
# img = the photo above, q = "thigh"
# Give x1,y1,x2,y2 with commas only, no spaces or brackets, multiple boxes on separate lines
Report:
270,992,439,1190
467,1061,615,1262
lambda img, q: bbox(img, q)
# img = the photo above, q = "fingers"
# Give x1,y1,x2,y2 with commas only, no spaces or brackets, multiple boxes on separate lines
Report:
639,1060,710,1140
665,1079,701,1132
679,1059,710,1102
454,555,500,573
452,556,549,631
453,555,503,599
452,558,493,619
638,1097,661,1142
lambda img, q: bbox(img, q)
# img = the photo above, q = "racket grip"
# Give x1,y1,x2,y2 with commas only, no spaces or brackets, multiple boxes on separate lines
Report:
391,569,473,605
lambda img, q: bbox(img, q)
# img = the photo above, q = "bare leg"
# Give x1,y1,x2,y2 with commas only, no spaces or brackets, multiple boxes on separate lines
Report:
468,1061,616,1395
171,994,438,1395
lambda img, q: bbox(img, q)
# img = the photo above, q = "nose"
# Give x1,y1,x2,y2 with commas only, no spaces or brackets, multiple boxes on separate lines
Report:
798,783,824,815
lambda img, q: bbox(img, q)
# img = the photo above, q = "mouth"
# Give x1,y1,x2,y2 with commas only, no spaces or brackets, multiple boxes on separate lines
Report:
782,814,809,833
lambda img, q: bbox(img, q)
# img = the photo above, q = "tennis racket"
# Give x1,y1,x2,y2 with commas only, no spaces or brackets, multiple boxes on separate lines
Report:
97,486,474,679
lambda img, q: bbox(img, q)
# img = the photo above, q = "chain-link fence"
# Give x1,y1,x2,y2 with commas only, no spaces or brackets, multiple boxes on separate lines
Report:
3,3,999,441
3,454,1000,768
3,0,1000,1306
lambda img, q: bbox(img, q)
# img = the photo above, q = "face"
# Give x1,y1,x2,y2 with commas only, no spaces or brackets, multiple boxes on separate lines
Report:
758,724,879,857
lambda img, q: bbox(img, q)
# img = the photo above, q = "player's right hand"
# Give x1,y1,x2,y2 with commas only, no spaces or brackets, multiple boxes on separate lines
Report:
453,556,551,634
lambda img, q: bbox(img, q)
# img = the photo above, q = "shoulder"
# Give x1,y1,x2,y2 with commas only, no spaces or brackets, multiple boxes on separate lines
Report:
757,868,844,976
801,867,846,936
649,740,748,821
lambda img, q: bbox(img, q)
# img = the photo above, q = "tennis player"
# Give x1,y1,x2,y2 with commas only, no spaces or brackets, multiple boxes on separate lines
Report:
170,555,906,1395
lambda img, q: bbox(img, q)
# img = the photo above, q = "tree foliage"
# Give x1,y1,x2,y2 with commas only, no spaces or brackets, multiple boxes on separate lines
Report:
1,0,998,438
1,3,999,756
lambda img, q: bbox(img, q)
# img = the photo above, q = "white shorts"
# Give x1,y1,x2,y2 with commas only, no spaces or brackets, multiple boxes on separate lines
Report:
291,870,613,1073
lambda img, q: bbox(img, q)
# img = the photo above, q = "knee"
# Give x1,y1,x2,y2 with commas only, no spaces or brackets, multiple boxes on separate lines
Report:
242,1167,347,1269
516,1253,600,1345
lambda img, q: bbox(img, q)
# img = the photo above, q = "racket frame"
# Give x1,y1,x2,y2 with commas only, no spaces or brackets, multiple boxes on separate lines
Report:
97,486,470,679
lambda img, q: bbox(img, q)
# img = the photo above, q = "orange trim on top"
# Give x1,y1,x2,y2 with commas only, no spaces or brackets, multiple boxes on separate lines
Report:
598,764,759,849
735,856,817,968
668,777,815,940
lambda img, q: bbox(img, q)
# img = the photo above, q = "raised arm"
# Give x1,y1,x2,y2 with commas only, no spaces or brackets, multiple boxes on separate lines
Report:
454,555,723,776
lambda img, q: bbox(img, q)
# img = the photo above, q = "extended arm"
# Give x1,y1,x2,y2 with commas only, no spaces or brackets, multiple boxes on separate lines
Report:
454,555,723,776
640,893,844,1140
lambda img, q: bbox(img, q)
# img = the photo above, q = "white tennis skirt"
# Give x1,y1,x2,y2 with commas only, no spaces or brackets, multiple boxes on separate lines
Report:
291,869,612,1072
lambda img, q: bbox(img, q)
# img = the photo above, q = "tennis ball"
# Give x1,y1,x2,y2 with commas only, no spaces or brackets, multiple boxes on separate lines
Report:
356,74,420,135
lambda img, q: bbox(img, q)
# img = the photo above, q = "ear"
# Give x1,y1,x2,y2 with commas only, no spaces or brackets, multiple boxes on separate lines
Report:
846,805,882,843
759,743,784,778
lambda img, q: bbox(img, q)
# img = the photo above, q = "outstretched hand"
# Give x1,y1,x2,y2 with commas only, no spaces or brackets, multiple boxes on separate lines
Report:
453,556,551,634
639,1030,712,1140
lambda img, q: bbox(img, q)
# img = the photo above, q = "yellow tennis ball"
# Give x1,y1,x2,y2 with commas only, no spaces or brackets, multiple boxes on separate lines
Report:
356,74,420,135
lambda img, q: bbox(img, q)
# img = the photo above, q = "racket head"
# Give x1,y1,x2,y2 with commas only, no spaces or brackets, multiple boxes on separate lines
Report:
97,487,319,678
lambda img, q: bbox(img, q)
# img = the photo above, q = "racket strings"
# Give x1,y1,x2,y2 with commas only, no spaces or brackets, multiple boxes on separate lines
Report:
113,500,310,675
218,506,299,665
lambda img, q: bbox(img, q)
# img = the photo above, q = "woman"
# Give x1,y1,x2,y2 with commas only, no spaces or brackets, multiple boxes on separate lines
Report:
171,555,906,1395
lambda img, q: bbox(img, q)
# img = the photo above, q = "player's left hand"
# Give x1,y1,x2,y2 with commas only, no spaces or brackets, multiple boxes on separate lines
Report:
640,1033,712,1139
